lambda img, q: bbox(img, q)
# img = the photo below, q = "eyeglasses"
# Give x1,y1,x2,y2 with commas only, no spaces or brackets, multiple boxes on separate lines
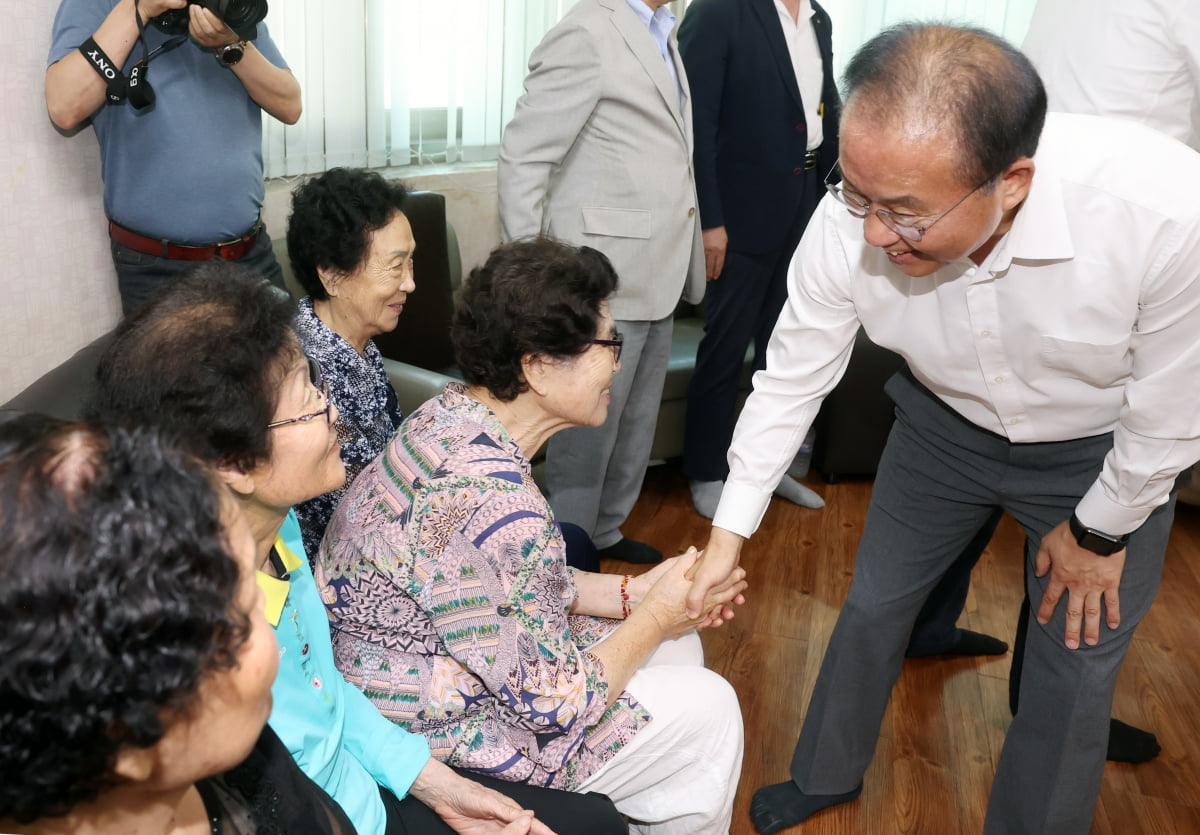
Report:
589,331,624,364
824,161,995,243
267,355,332,429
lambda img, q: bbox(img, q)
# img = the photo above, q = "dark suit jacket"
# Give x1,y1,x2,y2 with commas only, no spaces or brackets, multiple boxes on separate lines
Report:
678,0,840,254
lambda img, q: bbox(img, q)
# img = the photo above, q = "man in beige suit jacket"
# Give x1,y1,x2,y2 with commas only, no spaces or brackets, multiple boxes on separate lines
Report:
499,0,705,564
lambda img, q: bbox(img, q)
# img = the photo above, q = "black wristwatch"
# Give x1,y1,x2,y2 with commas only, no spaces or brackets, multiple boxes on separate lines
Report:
1068,514,1129,556
214,40,248,68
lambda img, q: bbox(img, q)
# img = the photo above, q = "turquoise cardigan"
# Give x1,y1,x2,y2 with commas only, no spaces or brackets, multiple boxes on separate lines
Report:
258,511,430,835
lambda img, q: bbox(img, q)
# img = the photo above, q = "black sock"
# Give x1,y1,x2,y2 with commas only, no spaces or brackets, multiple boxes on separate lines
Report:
1107,718,1161,764
749,781,863,834
948,629,1009,656
906,629,1009,658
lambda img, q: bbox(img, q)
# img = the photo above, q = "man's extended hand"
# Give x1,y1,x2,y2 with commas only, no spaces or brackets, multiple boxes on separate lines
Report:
702,225,728,280
409,759,558,835
1035,520,1126,649
685,526,746,618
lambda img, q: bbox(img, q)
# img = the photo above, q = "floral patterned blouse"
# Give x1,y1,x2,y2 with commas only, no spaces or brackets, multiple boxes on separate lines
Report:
293,296,403,559
315,383,651,789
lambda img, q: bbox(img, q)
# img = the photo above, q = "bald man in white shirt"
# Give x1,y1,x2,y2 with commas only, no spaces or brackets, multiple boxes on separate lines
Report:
689,23,1200,835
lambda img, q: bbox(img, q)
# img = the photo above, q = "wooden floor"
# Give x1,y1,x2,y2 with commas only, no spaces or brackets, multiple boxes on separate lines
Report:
608,463,1200,835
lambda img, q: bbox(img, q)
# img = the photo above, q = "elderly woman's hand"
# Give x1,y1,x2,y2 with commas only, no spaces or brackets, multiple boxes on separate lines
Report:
409,759,558,835
636,548,748,639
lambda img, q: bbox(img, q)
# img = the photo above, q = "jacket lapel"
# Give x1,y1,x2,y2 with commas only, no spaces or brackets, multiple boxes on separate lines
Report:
603,0,688,141
750,0,804,112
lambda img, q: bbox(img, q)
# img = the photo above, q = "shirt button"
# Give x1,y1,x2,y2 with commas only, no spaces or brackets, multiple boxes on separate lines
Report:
1008,418,1020,425
980,330,991,338
994,376,1005,383
687,207,695,218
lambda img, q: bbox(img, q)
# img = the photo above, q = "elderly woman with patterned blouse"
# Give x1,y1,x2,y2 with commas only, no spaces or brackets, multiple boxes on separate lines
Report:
318,238,747,835
286,168,414,557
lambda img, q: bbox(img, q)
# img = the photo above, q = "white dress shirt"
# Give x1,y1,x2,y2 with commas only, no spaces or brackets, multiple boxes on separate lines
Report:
625,0,682,107
715,113,1200,539
773,0,824,150
1022,0,1200,150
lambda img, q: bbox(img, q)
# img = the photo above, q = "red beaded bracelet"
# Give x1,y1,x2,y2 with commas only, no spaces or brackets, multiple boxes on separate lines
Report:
620,574,632,619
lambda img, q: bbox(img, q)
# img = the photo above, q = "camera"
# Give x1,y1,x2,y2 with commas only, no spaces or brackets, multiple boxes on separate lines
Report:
151,0,269,42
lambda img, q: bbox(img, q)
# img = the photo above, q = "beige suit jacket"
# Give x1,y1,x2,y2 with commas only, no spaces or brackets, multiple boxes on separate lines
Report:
498,0,706,322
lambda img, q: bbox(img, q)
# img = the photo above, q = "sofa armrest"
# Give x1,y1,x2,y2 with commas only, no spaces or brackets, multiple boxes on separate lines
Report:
384,358,460,417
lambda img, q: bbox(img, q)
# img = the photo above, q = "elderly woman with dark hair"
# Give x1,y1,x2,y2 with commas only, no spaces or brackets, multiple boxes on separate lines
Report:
286,169,602,572
87,261,628,835
0,416,354,834
286,167,414,556
319,238,747,835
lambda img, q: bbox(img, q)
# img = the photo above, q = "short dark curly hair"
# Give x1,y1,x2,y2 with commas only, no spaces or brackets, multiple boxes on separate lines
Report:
286,167,410,300
0,415,247,823
452,237,619,401
87,261,299,473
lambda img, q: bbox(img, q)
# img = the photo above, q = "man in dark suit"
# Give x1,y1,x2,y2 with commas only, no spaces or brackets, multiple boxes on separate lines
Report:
678,0,839,518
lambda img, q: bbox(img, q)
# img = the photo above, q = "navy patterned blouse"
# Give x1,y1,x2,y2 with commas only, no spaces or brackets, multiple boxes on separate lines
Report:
293,296,403,559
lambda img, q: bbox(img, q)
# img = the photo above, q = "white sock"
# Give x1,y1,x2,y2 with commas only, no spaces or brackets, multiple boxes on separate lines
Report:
774,476,825,509
689,479,724,519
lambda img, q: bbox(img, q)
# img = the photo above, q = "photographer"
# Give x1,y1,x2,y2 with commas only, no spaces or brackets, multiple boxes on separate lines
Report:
46,0,300,315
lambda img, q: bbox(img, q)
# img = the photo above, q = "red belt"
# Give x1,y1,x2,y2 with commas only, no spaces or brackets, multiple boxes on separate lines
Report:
108,219,261,261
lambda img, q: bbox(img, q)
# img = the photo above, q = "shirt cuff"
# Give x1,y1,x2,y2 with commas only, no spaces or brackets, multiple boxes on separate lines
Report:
1074,481,1152,537
712,480,772,539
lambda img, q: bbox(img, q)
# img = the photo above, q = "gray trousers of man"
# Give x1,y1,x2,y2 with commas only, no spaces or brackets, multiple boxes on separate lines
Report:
544,316,672,549
788,370,1171,835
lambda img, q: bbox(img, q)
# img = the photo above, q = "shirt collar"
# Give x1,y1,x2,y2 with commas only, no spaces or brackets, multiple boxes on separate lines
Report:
773,0,815,22
986,157,1075,274
255,534,304,627
623,0,676,34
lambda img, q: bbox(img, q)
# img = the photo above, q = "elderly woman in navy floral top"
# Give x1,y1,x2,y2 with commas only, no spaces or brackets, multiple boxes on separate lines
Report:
286,168,413,557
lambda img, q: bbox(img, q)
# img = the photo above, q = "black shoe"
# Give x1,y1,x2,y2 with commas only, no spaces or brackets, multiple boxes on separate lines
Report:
596,538,663,565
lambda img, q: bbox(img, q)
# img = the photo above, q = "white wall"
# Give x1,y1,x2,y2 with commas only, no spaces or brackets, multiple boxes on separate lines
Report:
3,4,122,403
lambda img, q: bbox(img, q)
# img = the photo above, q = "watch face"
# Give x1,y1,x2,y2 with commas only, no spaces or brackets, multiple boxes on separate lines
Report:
1077,529,1124,556
220,43,246,65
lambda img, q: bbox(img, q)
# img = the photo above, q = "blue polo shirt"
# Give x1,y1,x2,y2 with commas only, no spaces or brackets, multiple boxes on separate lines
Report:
48,0,286,242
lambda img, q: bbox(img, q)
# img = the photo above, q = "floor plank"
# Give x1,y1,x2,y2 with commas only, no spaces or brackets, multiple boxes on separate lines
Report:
606,464,1200,834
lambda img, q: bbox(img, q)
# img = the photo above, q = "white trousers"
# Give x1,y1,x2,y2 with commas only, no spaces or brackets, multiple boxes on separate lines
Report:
577,632,744,835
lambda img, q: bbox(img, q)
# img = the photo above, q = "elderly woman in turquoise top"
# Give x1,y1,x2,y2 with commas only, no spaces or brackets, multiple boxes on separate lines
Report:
87,261,629,835
319,239,748,835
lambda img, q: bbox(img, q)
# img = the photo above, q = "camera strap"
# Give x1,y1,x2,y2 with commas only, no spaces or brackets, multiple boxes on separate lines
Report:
78,37,127,104
127,0,186,110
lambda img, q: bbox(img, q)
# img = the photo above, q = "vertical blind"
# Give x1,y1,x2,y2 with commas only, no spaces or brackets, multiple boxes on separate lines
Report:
262,0,1039,178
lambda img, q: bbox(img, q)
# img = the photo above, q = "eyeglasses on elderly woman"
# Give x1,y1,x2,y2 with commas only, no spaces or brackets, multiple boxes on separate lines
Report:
589,330,624,363
266,355,332,430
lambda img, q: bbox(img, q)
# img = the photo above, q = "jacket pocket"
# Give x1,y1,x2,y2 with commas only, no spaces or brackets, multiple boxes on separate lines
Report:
580,207,651,239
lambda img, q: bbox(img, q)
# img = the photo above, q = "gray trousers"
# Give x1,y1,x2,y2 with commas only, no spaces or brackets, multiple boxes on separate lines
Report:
544,316,673,549
789,370,1171,835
